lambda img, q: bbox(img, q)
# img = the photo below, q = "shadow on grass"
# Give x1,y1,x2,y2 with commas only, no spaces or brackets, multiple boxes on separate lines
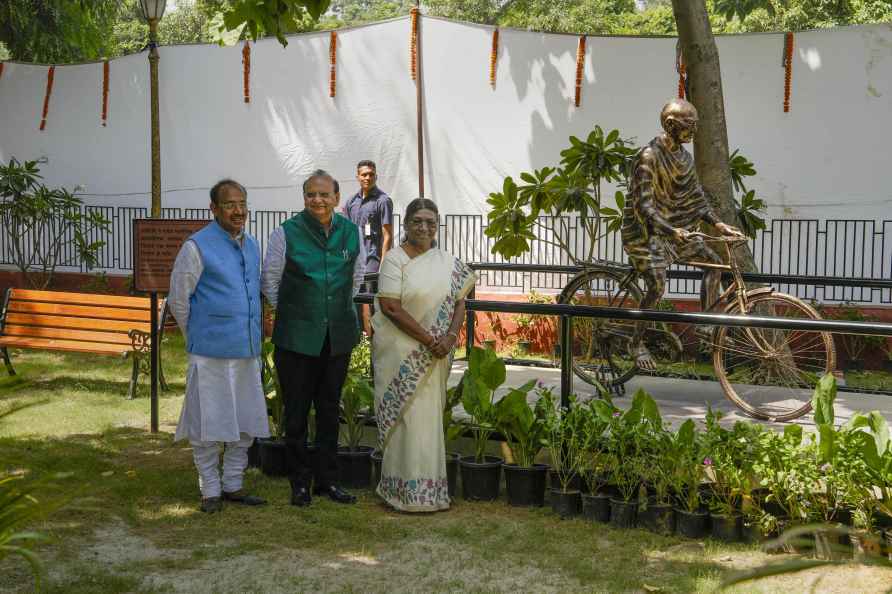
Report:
0,427,749,593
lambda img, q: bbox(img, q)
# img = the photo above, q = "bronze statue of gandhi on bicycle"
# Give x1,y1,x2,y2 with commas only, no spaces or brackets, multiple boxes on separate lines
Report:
559,99,835,422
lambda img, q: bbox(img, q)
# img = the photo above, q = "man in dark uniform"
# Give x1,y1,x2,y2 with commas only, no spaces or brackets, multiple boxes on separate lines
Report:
344,160,393,334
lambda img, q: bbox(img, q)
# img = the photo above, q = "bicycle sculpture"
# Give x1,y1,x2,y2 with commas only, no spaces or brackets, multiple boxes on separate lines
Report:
558,99,835,422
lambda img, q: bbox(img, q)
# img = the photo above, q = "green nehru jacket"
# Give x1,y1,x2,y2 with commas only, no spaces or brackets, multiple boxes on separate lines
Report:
272,210,361,356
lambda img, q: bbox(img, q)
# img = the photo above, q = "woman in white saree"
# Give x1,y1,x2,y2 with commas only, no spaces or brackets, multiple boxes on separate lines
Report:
372,199,476,512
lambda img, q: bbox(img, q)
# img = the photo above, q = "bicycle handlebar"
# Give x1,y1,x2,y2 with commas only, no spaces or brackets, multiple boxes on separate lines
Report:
686,231,749,244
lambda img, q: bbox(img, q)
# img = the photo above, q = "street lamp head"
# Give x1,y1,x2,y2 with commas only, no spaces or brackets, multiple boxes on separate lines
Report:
139,0,167,22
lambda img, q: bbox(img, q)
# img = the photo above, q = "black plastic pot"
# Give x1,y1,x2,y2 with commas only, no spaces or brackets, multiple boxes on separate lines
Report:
460,455,503,501
337,445,373,488
446,452,461,498
550,489,581,518
504,464,548,507
548,470,582,493
639,502,675,535
710,513,742,542
259,438,288,477
609,498,637,529
884,529,892,561
371,449,384,486
247,438,261,468
582,492,611,523
741,520,762,544
676,509,709,539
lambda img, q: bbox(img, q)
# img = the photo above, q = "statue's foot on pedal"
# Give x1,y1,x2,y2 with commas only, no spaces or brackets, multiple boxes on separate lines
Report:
631,344,657,372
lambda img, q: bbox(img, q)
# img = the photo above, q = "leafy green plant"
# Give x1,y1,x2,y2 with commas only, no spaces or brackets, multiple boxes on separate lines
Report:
672,418,706,514
340,370,375,451
0,157,110,289
260,340,285,438
604,389,660,502
485,126,637,264
544,394,587,493
728,148,766,239
702,409,753,516
349,334,372,378
577,397,615,496
460,346,507,463
494,381,547,467
826,303,886,363
443,380,466,445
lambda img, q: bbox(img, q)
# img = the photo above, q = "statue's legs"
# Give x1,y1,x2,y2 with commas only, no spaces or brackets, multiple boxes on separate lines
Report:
630,266,666,371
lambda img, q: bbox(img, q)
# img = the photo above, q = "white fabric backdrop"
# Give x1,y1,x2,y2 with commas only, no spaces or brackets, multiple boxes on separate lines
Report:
0,17,890,219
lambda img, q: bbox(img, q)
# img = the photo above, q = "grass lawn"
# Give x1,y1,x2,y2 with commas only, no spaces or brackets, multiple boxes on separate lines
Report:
1,337,891,593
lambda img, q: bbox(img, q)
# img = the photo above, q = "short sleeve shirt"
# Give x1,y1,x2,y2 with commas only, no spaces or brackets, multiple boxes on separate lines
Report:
344,187,394,272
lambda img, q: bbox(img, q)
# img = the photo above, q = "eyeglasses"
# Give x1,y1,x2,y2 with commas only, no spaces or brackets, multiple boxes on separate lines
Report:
219,201,248,211
408,218,438,229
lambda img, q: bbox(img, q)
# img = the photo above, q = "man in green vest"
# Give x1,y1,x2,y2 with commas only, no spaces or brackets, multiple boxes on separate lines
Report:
261,169,363,506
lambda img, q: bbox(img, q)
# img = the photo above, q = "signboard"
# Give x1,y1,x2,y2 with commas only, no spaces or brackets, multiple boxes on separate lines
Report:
133,218,209,292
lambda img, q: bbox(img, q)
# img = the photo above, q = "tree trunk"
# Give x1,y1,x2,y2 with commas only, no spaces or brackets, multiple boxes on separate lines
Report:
671,0,758,273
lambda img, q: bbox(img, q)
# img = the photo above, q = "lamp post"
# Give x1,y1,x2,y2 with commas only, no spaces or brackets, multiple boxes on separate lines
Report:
140,0,166,218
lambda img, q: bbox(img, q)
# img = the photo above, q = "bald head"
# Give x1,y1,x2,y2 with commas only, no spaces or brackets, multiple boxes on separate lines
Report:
660,98,698,143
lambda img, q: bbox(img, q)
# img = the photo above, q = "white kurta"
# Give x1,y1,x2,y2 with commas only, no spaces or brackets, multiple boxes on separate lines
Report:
169,239,270,443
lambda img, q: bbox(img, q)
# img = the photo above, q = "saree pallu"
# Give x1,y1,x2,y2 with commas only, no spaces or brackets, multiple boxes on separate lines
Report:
372,247,476,512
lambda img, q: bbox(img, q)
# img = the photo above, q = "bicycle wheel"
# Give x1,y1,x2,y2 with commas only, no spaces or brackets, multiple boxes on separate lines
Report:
714,292,836,422
558,268,643,391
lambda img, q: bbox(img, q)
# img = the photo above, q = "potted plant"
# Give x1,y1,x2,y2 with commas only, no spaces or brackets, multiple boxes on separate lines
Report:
604,389,658,529
258,340,288,477
459,347,507,501
337,370,375,488
702,409,746,543
672,419,709,538
830,302,883,371
514,313,533,356
578,398,614,523
545,397,586,518
442,380,466,497
496,381,549,506
637,425,677,536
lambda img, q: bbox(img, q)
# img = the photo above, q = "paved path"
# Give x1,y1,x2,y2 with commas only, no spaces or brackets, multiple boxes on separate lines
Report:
448,362,891,431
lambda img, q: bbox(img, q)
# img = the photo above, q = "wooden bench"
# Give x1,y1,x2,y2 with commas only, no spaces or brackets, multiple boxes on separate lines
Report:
0,288,167,398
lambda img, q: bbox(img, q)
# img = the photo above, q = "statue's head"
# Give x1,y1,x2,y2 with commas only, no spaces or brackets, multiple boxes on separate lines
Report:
660,98,698,144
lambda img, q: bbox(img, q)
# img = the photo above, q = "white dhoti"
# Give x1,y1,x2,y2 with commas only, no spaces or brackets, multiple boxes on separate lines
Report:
174,354,270,498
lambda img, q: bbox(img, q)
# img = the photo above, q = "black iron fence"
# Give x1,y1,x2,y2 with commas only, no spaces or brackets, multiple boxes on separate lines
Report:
2,207,890,304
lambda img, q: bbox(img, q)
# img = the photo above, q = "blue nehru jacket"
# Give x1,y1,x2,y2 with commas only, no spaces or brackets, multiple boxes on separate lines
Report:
186,220,262,358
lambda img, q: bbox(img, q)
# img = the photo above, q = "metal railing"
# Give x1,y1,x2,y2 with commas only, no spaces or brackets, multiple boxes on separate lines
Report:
3,207,891,303
355,289,892,408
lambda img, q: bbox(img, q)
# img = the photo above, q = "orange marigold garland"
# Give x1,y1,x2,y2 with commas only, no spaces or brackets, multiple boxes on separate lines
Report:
242,40,251,104
782,32,793,113
489,28,499,89
574,35,586,107
39,65,55,131
101,60,110,126
676,43,686,99
329,31,337,98
410,7,419,81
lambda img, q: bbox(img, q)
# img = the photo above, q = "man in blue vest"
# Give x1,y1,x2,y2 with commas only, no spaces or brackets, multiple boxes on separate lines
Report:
262,169,363,506
169,179,270,513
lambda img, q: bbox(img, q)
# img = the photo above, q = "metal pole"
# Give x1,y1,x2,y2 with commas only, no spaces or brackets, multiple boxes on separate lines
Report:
465,286,476,352
150,291,159,433
148,18,162,218
414,5,424,198
559,315,572,409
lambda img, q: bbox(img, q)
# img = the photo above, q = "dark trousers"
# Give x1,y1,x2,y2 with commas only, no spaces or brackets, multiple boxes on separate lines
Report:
274,335,350,490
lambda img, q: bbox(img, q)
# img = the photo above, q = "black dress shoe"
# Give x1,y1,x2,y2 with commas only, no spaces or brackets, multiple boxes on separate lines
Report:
223,490,267,506
200,496,223,513
290,487,311,507
313,485,356,504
